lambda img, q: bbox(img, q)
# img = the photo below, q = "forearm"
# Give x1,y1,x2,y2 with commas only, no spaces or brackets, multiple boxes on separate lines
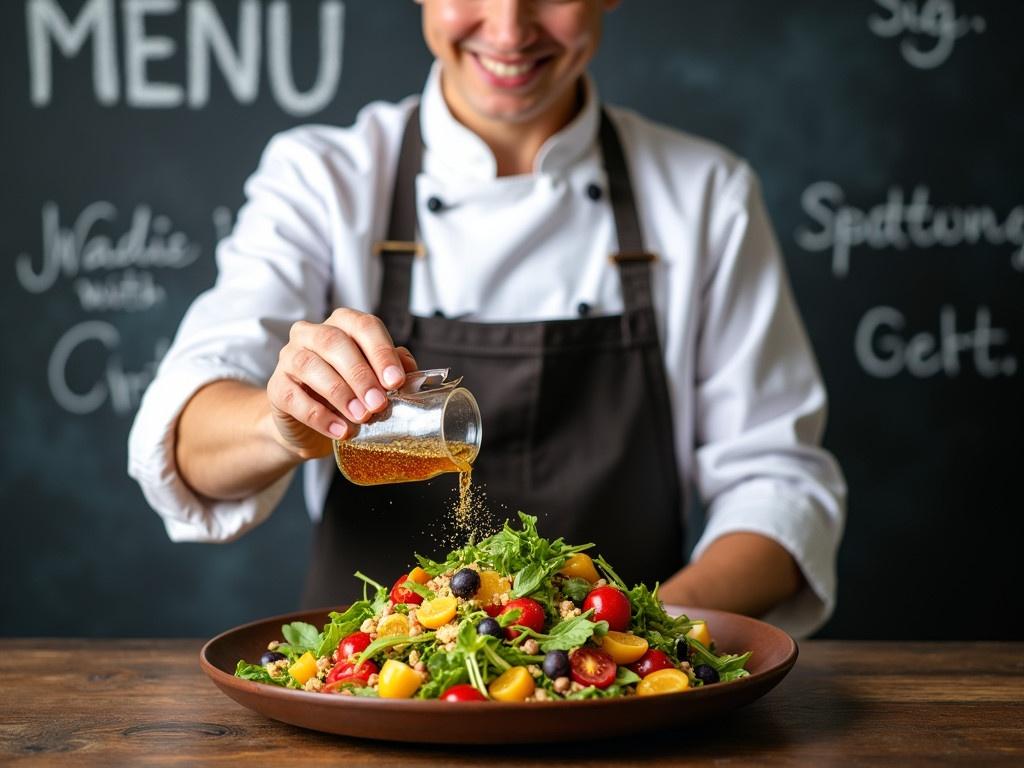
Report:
657,532,803,617
175,380,308,501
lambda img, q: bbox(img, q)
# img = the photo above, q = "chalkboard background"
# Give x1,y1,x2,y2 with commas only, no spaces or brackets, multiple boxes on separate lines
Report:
2,1,1021,640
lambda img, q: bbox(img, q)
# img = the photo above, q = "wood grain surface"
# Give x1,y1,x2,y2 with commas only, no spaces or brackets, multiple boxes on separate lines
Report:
1,639,1022,766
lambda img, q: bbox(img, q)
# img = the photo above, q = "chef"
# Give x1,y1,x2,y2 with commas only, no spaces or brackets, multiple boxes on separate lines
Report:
129,0,846,638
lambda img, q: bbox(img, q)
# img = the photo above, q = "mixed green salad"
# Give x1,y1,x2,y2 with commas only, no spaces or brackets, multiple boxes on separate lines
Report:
235,513,751,701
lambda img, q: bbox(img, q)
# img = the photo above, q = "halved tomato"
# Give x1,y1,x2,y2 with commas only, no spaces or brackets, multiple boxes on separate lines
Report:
570,648,617,689
323,658,378,691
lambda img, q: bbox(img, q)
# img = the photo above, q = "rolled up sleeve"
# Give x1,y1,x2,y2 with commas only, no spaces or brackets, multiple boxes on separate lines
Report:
691,164,847,638
128,129,334,542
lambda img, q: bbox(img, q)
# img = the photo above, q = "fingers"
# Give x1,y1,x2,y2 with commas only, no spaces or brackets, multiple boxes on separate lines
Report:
395,346,418,373
284,312,413,430
328,309,408,391
268,371,352,442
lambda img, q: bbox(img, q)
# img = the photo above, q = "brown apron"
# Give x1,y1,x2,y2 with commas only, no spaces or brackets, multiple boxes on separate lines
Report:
303,106,684,606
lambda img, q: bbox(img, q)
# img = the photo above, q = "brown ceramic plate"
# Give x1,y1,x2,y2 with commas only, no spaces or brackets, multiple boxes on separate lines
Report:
200,605,797,744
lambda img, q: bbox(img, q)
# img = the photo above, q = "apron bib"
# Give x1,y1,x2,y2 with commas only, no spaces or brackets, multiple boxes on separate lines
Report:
303,107,684,606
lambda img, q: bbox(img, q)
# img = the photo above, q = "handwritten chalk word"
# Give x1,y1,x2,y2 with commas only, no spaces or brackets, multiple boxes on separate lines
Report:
868,0,985,69
74,268,166,312
47,320,169,415
795,182,1024,278
855,305,1017,379
26,0,344,116
15,201,199,299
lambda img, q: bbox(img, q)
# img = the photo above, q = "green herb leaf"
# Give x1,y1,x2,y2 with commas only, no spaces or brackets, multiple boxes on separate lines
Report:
281,622,320,653
402,580,435,600
537,611,608,652
560,577,592,604
234,660,288,687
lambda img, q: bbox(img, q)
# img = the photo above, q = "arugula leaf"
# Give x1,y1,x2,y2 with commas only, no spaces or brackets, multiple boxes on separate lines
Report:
354,631,436,666
234,660,289,687
402,580,435,600
281,622,320,653
560,576,592,604
687,636,752,674
614,666,641,686
496,608,522,628
511,563,545,598
315,600,374,658
418,650,469,699
536,611,608,652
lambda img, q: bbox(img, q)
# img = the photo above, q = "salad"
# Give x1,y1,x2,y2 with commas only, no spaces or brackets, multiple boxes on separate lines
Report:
235,513,751,701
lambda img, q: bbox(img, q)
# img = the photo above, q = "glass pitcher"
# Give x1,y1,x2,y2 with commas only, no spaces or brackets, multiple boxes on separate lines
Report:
332,369,482,486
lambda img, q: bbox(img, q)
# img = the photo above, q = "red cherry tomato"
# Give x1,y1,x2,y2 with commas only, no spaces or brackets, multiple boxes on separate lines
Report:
499,597,546,639
390,575,424,605
334,631,372,662
627,648,675,678
582,586,632,631
570,648,617,689
440,683,487,702
323,658,379,691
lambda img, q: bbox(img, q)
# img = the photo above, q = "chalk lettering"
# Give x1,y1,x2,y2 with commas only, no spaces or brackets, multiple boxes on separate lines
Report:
15,202,199,297
855,305,1017,379
74,268,166,312
125,0,183,107
48,320,169,415
27,0,119,105
868,0,985,69
796,182,1024,277
26,0,345,116
267,0,344,117
187,0,260,107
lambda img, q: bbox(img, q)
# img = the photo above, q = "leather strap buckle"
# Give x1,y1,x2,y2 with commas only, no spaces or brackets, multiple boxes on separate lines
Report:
373,240,426,257
610,251,657,264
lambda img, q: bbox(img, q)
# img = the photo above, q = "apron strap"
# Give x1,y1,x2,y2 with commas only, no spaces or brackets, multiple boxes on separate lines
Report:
375,104,424,343
375,104,659,338
599,111,658,337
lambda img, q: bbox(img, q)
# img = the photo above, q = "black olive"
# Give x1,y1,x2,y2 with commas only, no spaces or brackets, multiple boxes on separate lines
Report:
693,664,720,685
259,651,287,666
676,636,691,661
476,618,503,639
450,568,481,598
542,650,571,679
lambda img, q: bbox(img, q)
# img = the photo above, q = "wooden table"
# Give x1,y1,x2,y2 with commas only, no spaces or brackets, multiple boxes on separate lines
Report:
1,639,1021,765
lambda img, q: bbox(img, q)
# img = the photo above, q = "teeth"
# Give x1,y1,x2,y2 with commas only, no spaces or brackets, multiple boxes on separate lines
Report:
478,56,535,78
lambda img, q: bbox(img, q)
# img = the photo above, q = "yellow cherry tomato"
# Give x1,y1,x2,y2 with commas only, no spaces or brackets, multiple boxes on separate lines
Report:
488,666,536,702
377,613,410,638
599,630,649,665
636,668,691,696
474,570,512,606
558,553,600,583
408,566,431,585
287,651,318,685
417,596,458,629
378,659,423,698
687,621,712,647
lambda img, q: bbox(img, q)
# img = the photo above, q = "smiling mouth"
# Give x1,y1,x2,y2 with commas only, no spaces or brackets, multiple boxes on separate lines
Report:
476,55,540,78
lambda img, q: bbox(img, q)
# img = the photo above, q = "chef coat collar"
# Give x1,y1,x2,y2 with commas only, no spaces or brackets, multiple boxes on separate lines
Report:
419,60,601,182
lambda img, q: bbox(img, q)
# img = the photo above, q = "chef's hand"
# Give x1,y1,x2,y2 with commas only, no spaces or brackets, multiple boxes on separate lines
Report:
266,308,418,459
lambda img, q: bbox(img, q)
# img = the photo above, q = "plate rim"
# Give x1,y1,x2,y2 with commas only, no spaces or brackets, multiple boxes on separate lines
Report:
199,604,798,712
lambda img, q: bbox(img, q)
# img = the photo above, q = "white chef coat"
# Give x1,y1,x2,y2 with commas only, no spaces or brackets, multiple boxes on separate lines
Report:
128,63,846,638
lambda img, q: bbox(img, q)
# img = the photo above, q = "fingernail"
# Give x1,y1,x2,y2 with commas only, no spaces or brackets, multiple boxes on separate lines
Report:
328,422,346,438
348,399,366,420
383,365,404,388
365,389,386,409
